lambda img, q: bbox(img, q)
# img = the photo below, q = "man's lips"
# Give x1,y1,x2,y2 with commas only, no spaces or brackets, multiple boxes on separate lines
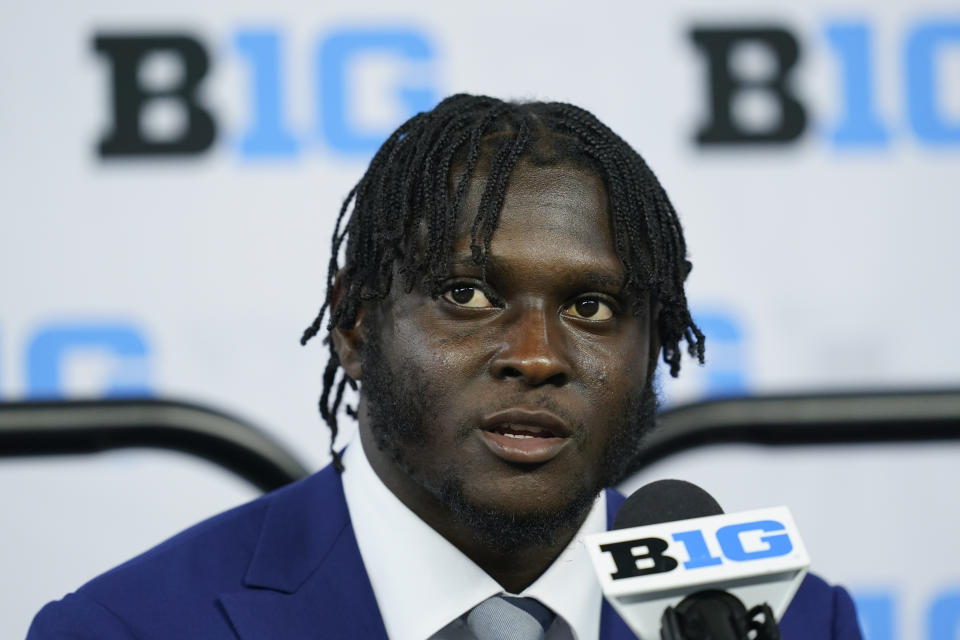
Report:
477,408,571,464
480,408,572,437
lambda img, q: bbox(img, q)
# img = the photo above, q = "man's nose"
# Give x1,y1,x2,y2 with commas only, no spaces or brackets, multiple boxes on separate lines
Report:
489,307,572,387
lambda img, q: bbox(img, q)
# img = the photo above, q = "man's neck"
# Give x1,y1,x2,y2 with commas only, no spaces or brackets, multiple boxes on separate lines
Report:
358,427,588,593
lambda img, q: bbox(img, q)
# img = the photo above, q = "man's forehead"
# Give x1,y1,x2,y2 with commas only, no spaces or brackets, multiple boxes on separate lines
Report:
440,162,628,294
452,163,611,239
458,162,609,214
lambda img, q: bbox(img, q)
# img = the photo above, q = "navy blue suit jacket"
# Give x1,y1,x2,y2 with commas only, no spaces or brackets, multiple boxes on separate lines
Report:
29,465,862,639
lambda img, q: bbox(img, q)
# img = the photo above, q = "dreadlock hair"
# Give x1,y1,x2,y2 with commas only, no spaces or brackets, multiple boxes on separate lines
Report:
301,93,705,471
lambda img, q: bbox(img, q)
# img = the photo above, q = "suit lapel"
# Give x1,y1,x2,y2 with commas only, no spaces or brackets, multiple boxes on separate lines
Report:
218,467,388,640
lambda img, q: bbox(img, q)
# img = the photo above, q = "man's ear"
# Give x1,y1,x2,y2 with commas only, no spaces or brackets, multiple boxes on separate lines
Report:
329,273,365,381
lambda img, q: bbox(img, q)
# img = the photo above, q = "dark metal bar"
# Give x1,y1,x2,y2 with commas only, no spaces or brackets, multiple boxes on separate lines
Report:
3,390,959,493
633,388,960,472
0,398,311,492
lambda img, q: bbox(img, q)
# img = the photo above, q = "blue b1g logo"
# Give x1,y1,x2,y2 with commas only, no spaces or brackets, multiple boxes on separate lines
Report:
600,519,793,580
854,589,960,640
0,321,152,400
26,323,151,398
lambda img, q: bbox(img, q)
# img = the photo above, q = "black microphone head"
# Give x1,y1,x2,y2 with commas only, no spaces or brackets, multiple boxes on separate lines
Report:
613,479,724,530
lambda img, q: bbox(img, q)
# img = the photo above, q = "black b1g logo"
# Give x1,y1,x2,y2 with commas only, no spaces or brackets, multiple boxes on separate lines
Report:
599,519,793,580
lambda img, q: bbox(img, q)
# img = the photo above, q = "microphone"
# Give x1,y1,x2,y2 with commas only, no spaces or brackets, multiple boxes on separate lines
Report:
612,479,723,529
587,480,809,639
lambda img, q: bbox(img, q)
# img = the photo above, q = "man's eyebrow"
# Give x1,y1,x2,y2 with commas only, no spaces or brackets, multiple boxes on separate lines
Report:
574,270,624,291
446,255,625,291
447,255,486,270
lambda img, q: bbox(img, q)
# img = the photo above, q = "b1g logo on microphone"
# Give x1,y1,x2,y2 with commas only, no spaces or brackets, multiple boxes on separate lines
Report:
587,507,810,640
600,518,793,580
587,507,809,594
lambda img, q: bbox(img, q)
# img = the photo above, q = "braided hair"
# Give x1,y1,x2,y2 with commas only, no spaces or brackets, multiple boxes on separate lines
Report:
301,94,705,471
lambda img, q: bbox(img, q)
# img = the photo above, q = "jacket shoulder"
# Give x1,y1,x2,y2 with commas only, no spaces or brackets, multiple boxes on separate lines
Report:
28,591,140,640
780,573,863,640
28,468,340,639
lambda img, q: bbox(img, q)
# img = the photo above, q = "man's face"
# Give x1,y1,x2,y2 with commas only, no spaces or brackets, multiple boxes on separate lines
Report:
354,162,659,544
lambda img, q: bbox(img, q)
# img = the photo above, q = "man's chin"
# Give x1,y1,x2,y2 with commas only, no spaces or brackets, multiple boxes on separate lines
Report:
435,474,600,551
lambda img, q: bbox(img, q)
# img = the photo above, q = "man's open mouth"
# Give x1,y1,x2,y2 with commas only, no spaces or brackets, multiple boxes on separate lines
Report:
484,423,564,439
478,408,572,463
480,407,572,437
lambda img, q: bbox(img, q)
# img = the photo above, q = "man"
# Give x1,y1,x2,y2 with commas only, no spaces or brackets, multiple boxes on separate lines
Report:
29,95,861,639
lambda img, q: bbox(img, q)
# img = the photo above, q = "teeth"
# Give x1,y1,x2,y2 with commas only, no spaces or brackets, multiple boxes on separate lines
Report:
503,433,535,439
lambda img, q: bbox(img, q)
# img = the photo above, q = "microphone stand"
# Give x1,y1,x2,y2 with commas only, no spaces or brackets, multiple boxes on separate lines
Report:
660,590,781,640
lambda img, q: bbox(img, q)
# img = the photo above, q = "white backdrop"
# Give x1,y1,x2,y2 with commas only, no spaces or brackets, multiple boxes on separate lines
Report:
2,2,959,638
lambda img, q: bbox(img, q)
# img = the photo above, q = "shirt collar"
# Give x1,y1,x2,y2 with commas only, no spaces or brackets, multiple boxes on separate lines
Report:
341,437,606,640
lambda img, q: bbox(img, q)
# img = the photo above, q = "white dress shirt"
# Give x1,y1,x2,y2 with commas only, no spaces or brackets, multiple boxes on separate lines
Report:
341,437,607,640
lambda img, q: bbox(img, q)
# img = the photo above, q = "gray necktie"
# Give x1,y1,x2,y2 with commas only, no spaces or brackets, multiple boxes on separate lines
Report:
466,595,556,640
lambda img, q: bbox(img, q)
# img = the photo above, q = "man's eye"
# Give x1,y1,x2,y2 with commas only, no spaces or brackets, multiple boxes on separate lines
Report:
442,285,494,308
563,297,614,321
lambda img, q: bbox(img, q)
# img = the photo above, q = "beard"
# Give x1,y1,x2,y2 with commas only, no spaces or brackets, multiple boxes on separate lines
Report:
359,329,659,551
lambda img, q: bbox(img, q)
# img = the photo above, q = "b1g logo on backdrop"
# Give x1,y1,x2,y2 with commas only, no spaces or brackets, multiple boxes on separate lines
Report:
690,19,960,148
855,589,960,640
0,321,152,399
93,26,439,159
658,309,747,407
